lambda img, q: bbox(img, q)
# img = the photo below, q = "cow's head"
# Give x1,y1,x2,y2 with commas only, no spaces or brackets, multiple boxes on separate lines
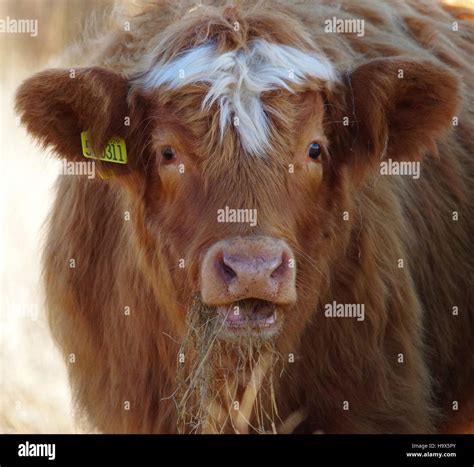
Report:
16,12,459,430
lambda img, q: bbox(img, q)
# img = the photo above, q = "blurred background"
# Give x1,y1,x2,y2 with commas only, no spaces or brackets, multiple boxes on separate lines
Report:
0,0,472,434
0,0,119,434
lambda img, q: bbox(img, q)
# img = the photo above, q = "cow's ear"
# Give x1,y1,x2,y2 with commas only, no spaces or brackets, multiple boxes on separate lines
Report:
327,58,459,178
16,67,140,169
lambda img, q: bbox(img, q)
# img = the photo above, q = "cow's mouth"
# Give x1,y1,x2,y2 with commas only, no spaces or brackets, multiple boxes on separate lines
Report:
215,299,281,340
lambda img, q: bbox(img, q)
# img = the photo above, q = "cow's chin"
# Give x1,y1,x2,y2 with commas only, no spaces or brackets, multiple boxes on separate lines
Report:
175,296,284,433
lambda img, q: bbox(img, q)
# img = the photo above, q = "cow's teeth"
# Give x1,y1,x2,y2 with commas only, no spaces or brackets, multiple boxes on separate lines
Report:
265,311,277,325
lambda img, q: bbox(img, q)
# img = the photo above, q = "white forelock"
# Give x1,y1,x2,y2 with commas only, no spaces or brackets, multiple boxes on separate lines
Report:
136,40,336,156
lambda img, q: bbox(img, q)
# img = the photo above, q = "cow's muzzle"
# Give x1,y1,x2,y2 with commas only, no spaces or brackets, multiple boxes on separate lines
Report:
200,236,296,338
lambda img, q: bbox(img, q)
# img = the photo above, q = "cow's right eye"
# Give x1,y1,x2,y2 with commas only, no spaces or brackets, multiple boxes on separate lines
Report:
161,146,176,162
308,142,322,160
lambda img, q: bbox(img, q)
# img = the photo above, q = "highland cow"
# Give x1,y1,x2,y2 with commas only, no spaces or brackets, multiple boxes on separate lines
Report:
15,0,474,434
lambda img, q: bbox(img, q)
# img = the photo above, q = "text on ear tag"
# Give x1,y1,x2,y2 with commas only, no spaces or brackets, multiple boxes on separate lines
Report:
81,131,128,164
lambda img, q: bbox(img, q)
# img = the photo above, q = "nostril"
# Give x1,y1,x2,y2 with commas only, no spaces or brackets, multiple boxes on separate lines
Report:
270,251,291,279
270,259,286,279
222,261,237,281
218,254,238,282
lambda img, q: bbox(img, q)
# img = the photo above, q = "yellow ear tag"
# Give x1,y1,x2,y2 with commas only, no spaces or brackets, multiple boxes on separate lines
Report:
81,131,128,164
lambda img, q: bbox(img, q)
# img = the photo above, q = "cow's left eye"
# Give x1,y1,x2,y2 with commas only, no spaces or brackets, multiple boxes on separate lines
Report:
308,142,322,160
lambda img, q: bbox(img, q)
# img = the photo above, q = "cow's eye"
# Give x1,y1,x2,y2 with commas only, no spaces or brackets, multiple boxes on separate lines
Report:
161,146,176,162
308,142,322,160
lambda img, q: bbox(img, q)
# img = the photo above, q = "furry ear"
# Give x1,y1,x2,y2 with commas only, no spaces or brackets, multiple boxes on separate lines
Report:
15,67,144,172
326,58,459,178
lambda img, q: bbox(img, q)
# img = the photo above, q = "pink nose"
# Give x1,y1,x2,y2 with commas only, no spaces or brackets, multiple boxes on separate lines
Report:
200,237,297,305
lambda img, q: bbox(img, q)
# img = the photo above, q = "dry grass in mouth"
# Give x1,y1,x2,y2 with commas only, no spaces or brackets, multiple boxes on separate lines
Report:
175,296,286,434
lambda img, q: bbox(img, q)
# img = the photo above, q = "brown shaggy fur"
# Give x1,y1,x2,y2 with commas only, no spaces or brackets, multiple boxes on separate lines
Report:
15,0,474,433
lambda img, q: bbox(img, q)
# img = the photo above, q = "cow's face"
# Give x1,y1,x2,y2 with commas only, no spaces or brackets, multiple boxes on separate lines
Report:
16,44,458,354
141,86,330,346
133,41,340,347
